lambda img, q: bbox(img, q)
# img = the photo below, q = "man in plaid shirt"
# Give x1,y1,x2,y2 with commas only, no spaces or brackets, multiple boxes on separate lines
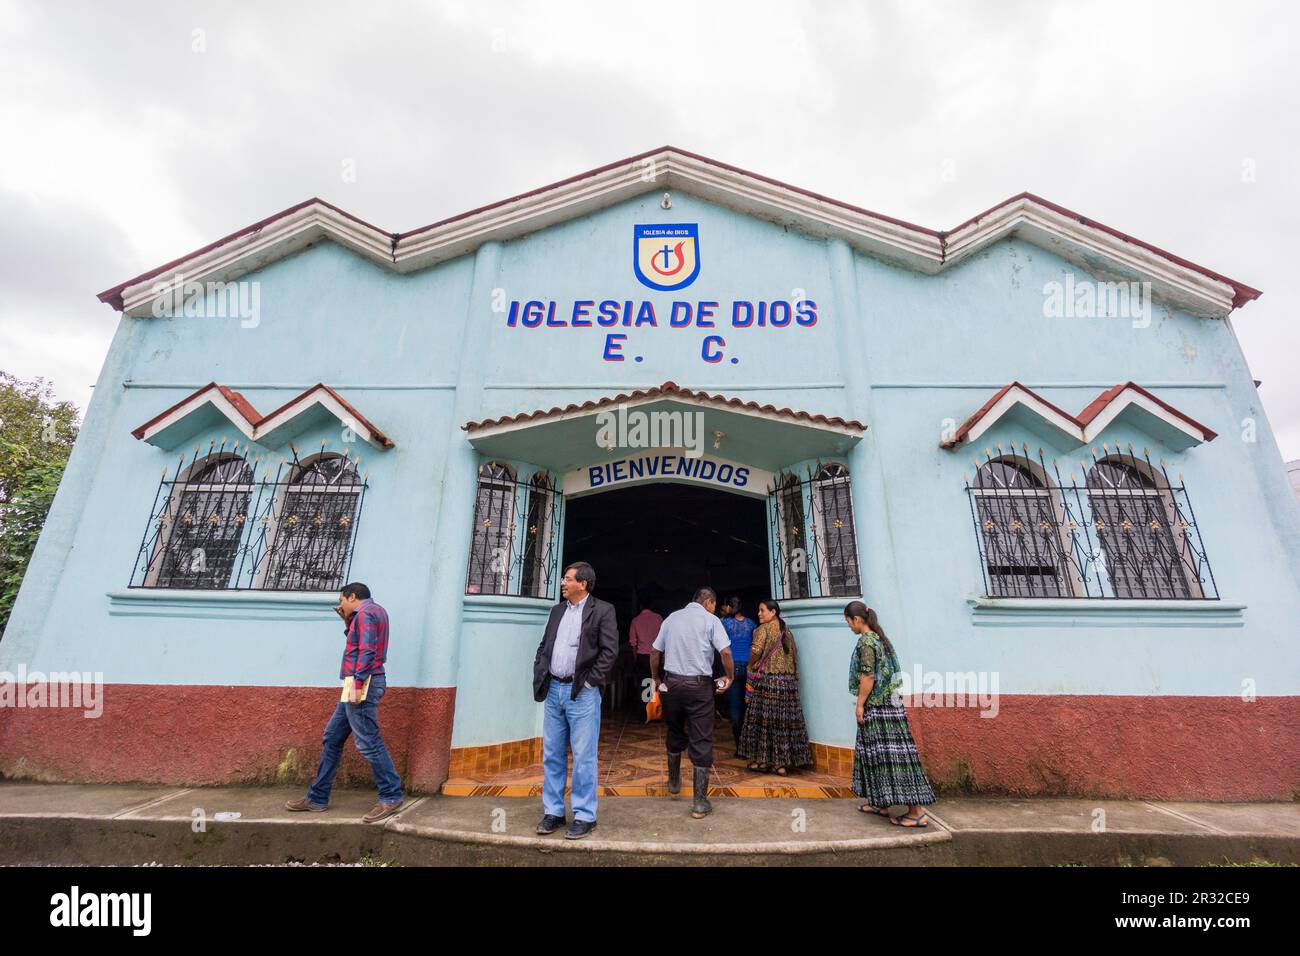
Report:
286,582,404,823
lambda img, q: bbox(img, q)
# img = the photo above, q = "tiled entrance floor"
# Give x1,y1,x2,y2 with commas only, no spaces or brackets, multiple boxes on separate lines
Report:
443,709,854,798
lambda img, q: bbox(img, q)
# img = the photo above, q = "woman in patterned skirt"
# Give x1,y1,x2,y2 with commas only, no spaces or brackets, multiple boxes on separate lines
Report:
844,600,935,827
737,599,812,775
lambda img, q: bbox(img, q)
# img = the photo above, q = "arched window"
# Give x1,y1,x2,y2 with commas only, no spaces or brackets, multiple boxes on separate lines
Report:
1086,455,1198,599
774,472,810,599
811,462,861,596
466,461,517,595
150,455,254,589
263,454,364,591
973,456,1074,597
520,472,558,598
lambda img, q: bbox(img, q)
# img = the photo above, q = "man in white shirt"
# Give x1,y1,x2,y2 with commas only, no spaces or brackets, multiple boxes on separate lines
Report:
650,587,734,818
531,561,618,839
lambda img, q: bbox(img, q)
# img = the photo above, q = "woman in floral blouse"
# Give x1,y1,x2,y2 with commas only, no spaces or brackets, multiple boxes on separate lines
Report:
737,599,812,774
844,600,935,827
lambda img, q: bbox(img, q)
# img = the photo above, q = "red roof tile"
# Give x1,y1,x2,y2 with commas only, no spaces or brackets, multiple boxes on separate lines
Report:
1076,382,1217,440
132,383,394,448
98,147,1262,315
255,384,394,448
462,380,866,433
130,382,260,440
945,381,1216,448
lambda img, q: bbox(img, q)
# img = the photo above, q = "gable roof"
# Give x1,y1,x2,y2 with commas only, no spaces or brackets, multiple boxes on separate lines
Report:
462,379,866,435
131,382,395,450
461,380,863,473
943,381,1217,452
98,146,1260,319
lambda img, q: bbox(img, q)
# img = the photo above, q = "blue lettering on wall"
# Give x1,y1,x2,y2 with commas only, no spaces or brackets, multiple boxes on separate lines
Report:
603,333,626,361
582,455,757,493
597,300,620,327
504,297,821,361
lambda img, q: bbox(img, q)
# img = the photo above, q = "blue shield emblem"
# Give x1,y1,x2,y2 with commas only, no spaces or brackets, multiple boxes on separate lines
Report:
633,223,700,291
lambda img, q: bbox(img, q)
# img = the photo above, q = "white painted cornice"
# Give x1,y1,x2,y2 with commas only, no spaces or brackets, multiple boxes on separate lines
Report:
101,147,1259,320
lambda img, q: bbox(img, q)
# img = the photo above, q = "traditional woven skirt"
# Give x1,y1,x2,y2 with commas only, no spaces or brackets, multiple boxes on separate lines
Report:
737,673,813,769
852,702,936,807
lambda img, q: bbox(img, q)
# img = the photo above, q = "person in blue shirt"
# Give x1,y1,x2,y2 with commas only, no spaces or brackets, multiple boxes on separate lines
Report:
720,596,757,754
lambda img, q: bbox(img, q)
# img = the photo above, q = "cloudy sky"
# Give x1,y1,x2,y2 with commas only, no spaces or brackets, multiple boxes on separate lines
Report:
2,1,1297,453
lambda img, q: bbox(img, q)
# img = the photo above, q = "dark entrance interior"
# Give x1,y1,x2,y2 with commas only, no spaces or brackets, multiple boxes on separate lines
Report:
561,482,769,638
440,481,851,795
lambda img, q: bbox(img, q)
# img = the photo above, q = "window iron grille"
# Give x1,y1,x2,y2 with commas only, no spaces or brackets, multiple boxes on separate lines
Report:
767,461,862,599
964,442,1218,600
129,440,368,591
465,461,563,599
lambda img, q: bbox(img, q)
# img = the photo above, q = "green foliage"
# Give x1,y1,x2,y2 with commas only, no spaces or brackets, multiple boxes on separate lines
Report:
0,371,81,636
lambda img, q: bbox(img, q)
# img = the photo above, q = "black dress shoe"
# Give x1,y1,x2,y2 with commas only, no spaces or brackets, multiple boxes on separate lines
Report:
536,814,565,835
565,819,597,840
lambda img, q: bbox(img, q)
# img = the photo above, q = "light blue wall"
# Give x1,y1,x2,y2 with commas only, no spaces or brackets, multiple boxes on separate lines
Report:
6,189,1299,754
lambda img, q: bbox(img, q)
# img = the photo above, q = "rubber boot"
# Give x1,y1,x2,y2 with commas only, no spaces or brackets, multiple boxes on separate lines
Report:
691,767,712,818
667,752,682,795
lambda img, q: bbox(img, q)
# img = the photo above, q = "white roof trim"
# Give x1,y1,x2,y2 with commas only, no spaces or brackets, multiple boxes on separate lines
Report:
948,382,1216,452
944,198,1239,317
116,205,394,316
136,389,257,444
134,384,393,450
256,390,389,449
466,390,866,442
961,386,1081,447
104,148,1258,320
1079,388,1211,444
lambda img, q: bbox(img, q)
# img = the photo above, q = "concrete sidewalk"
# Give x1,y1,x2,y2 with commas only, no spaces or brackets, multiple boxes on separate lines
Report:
0,781,1296,866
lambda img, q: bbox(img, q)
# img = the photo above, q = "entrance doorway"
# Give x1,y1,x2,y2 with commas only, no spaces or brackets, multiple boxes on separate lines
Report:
561,482,769,631
551,480,849,797
443,479,852,797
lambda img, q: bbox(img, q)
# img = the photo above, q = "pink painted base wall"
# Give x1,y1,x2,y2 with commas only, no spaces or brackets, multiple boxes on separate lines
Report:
1,688,1297,800
0,684,456,794
906,694,1300,801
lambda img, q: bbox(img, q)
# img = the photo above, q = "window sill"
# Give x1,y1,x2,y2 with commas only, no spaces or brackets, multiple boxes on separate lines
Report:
107,588,339,621
966,595,1246,627
461,593,556,624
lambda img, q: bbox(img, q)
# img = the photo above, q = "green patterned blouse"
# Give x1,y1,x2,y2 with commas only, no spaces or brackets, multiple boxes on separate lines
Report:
848,630,902,706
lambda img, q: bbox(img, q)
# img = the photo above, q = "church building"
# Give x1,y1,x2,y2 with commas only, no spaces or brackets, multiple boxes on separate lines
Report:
2,147,1296,800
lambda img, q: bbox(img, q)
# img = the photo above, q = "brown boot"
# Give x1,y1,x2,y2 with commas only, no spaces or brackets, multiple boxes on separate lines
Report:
362,799,405,824
285,797,328,812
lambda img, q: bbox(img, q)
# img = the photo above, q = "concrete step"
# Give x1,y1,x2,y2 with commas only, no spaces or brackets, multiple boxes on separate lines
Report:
1,782,1296,866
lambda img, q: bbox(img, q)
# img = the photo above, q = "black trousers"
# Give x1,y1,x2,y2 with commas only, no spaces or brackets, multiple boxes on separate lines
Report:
663,672,716,768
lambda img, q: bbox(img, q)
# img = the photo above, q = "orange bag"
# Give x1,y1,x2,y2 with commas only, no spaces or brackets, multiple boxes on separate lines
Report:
645,688,663,723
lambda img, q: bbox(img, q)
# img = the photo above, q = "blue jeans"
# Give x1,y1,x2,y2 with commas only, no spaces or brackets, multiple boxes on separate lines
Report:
306,673,403,806
725,662,748,725
542,679,601,823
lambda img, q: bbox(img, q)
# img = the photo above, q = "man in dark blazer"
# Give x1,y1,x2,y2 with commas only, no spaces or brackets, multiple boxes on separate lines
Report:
532,560,618,839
